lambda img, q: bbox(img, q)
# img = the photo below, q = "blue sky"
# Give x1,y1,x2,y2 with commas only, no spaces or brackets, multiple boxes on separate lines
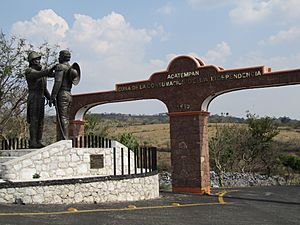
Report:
2,0,300,119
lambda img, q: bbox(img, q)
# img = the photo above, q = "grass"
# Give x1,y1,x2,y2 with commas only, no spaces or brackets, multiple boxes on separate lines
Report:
108,123,171,149
109,123,300,149
107,122,300,172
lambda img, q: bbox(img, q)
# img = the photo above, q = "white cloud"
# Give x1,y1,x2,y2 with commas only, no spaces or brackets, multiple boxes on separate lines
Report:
11,10,166,94
186,0,272,23
229,0,272,24
275,0,300,19
157,2,175,15
259,26,300,45
149,25,168,41
163,43,232,67
235,50,300,71
68,12,153,60
186,0,300,24
67,12,166,90
202,42,231,65
186,0,235,8
11,9,69,44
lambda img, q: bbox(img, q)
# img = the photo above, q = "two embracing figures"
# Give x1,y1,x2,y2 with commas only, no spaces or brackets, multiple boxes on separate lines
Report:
25,50,80,148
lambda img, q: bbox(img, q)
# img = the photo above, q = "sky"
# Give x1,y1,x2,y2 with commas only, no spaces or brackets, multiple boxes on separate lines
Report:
2,0,300,119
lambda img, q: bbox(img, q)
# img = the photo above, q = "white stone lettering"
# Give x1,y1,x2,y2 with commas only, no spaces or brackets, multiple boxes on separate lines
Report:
116,69,263,92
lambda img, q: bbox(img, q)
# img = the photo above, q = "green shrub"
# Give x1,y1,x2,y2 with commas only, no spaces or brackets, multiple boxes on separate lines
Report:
281,155,300,172
118,132,139,149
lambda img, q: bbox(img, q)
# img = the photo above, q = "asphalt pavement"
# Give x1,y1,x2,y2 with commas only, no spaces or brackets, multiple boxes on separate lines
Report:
0,185,299,225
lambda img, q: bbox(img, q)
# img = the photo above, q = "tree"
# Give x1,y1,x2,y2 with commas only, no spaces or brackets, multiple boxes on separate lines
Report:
84,113,110,137
243,113,280,174
0,31,59,140
279,116,291,124
209,123,249,186
118,132,139,150
281,155,300,172
209,113,281,185
281,155,300,183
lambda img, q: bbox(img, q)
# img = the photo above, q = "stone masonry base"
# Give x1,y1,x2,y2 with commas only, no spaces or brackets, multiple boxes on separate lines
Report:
0,173,159,204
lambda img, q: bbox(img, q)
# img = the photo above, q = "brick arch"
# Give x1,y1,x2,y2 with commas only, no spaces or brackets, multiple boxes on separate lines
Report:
201,67,300,111
69,55,300,194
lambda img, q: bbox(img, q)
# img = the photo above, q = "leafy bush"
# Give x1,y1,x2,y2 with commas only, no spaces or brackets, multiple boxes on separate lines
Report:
209,113,281,186
281,155,300,172
118,132,139,149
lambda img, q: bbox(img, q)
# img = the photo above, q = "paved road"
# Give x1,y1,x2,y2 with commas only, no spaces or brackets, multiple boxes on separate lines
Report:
0,185,299,225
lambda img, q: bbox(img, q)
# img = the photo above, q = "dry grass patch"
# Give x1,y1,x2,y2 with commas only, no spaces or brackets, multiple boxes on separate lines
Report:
108,122,300,172
109,123,300,150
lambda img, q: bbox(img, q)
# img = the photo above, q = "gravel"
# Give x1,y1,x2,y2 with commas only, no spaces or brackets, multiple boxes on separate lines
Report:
159,171,287,188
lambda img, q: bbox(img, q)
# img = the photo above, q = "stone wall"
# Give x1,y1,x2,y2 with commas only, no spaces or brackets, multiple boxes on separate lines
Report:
209,171,287,187
0,173,159,204
1,140,135,181
0,140,159,204
158,171,287,188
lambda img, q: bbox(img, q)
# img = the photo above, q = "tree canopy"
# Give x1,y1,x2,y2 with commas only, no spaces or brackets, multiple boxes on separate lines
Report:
0,31,59,140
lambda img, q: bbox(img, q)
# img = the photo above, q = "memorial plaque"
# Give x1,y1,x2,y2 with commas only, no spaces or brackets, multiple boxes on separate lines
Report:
90,154,104,169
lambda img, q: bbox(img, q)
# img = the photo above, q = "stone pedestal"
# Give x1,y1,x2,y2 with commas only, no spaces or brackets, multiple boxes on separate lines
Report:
169,111,210,194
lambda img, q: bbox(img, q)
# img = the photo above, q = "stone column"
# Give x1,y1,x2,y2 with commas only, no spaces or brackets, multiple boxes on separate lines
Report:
169,111,210,194
69,120,85,139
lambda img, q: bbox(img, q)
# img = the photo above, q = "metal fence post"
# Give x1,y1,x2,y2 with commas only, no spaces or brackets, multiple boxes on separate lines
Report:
113,147,116,176
121,147,124,175
140,147,143,174
134,148,137,174
128,148,131,175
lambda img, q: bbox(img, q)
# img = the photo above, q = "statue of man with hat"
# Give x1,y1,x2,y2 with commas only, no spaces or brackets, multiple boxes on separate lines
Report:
50,50,80,140
25,51,55,148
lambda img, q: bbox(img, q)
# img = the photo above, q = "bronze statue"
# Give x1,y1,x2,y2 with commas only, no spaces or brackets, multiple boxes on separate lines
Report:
25,51,54,148
50,50,80,140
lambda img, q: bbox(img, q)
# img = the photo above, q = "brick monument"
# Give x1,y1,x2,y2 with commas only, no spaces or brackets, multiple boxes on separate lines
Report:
69,55,300,194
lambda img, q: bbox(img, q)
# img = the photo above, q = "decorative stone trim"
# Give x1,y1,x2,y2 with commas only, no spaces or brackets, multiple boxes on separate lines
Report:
0,172,157,188
0,173,159,204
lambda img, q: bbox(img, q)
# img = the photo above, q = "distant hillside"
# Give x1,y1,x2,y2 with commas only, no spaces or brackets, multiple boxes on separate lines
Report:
84,112,246,125
83,112,300,128
94,113,169,125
